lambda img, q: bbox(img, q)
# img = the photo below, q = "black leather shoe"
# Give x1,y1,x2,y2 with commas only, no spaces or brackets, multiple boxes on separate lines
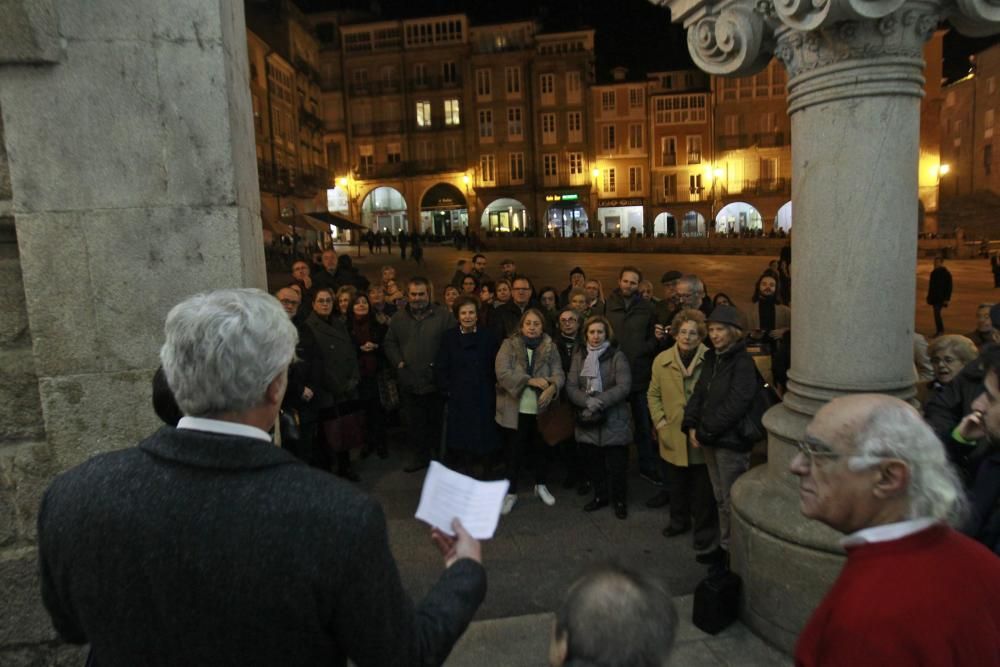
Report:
583,497,609,512
696,547,726,565
645,490,670,508
662,523,691,537
614,502,628,520
576,481,592,496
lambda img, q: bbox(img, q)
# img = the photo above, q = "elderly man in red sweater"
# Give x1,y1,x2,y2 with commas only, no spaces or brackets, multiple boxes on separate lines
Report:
791,393,1000,667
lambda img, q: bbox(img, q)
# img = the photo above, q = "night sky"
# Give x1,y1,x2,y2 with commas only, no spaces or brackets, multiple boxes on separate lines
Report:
294,0,998,84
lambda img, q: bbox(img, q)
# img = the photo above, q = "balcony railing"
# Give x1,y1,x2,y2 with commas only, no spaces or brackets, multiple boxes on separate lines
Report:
717,134,749,150
351,120,404,136
717,133,786,150
400,159,466,176
728,178,790,196
687,151,702,165
659,153,677,167
754,132,785,148
407,74,463,92
349,80,402,96
653,187,679,204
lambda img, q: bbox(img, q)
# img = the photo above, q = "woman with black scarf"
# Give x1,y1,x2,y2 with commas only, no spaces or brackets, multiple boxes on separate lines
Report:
495,309,565,516
347,293,388,459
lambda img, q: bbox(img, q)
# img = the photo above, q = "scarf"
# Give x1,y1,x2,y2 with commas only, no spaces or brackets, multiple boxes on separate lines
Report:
758,296,776,331
523,335,543,374
677,346,698,378
352,315,377,377
581,341,610,394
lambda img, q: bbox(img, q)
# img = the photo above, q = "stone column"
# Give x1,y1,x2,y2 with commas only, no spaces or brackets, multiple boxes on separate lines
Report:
656,0,1000,653
0,1,263,661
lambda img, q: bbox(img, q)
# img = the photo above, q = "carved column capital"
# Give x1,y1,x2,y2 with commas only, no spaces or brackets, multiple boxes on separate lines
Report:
654,0,1000,77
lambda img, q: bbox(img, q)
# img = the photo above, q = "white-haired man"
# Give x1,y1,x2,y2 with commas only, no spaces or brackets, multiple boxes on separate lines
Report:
791,394,1000,666
38,288,485,666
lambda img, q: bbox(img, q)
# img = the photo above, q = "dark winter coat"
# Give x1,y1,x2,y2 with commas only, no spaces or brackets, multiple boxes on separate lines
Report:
924,355,988,482
926,266,953,306
305,312,360,408
37,427,486,666
435,327,502,454
283,320,322,412
682,339,758,453
384,304,455,395
604,290,658,391
566,344,632,447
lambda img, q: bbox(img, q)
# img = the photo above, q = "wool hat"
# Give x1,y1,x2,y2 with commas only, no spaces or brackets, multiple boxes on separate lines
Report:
660,270,683,284
707,304,744,330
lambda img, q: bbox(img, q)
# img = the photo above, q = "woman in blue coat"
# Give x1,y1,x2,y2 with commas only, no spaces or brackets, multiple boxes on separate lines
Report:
435,295,502,478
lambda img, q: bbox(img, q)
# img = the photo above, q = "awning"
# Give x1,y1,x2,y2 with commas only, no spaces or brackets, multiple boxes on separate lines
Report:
302,210,367,231
421,183,466,210
293,214,330,234
262,215,294,236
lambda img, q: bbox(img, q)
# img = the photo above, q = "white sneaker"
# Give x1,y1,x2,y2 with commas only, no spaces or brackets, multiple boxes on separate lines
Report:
535,484,556,507
501,493,518,515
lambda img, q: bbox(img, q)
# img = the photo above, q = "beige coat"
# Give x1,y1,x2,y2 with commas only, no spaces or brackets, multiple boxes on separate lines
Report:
647,343,708,467
494,334,565,430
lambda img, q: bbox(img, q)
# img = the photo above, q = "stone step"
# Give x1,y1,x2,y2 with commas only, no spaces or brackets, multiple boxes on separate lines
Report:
444,595,792,667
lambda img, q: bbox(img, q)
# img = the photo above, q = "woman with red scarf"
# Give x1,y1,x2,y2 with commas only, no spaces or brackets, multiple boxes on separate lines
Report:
348,293,388,459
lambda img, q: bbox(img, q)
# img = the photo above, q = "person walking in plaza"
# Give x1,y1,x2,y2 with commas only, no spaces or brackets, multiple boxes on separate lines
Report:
791,395,1000,666
384,277,455,472
567,315,633,519
927,256,953,337
495,309,564,514
398,229,408,260
36,288,487,666
347,293,388,460
682,304,758,573
383,229,392,254
648,309,718,554
605,267,664,488
435,295,502,478
306,287,363,481
411,235,424,265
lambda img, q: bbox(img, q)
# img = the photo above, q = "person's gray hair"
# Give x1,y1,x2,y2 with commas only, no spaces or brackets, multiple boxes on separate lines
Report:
847,402,967,526
927,335,978,366
160,289,298,417
679,274,705,297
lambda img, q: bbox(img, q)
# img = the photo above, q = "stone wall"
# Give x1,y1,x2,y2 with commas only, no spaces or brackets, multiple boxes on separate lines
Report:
0,1,264,661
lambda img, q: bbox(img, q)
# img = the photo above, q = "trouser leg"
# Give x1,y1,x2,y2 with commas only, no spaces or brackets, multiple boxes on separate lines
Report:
690,464,720,553
629,391,658,475
667,462,692,528
703,446,750,551
586,443,608,499
933,305,945,334
607,446,628,505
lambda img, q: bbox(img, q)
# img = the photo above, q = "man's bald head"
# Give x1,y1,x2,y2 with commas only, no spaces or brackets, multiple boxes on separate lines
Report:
792,394,965,534
550,564,676,667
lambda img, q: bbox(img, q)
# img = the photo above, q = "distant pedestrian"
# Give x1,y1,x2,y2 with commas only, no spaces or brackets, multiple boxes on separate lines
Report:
927,257,953,337
399,230,408,260
365,230,375,255
992,252,1000,288
383,230,392,254
411,236,424,265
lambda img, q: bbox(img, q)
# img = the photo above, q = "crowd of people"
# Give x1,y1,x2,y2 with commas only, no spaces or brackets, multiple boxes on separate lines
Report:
34,248,1000,664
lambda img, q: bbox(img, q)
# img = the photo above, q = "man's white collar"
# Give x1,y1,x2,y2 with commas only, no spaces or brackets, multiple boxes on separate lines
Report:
177,416,272,443
840,517,937,548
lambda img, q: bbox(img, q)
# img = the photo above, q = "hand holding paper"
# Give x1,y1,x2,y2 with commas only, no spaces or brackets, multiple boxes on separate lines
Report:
415,462,510,540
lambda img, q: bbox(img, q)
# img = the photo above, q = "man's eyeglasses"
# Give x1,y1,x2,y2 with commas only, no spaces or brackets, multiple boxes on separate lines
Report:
279,299,301,307
315,298,333,305
795,436,842,467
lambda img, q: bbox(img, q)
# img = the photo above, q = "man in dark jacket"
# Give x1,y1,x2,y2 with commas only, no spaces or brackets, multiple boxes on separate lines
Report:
385,277,456,472
963,344,1000,554
491,275,554,340
37,288,485,667
927,257,953,337
605,267,663,486
277,286,321,465
559,267,586,308
312,248,339,291
925,349,989,484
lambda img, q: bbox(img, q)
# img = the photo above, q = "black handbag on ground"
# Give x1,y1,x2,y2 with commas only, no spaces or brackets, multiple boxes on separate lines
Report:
692,570,742,635
737,369,780,443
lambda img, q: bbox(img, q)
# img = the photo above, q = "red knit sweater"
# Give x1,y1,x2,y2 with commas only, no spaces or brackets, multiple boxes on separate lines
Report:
795,525,1000,667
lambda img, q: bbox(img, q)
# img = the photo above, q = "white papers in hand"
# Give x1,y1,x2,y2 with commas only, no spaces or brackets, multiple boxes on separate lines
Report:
415,461,510,540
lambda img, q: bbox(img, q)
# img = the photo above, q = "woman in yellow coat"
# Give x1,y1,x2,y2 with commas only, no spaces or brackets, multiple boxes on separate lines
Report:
647,309,719,557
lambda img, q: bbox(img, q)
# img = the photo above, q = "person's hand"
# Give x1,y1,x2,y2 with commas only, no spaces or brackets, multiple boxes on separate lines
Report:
689,428,700,448
538,384,557,408
585,397,604,412
398,361,406,369
749,329,765,340
957,410,985,442
527,377,550,390
654,323,666,341
302,386,314,401
431,518,481,568
361,342,376,352
769,328,788,340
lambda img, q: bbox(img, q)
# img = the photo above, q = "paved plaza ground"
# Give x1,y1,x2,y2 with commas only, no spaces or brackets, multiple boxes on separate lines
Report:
300,246,994,664
320,245,999,339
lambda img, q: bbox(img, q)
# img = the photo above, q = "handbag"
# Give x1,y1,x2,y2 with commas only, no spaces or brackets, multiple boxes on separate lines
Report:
322,404,366,453
692,570,742,635
736,369,780,443
376,368,400,412
537,399,575,446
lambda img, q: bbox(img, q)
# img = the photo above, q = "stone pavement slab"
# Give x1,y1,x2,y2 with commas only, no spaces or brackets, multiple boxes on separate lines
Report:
444,595,791,667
